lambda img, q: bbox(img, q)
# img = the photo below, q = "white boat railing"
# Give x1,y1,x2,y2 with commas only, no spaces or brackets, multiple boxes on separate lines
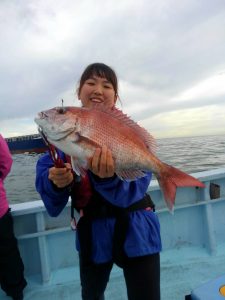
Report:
10,168,225,284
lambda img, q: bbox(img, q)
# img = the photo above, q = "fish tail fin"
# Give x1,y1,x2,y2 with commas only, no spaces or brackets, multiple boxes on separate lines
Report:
156,163,205,212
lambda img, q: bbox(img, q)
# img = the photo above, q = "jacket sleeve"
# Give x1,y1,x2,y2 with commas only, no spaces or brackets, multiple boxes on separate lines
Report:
35,152,70,217
0,134,13,180
89,171,152,207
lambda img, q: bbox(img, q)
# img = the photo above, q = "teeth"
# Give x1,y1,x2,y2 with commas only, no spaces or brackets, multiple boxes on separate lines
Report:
91,98,102,103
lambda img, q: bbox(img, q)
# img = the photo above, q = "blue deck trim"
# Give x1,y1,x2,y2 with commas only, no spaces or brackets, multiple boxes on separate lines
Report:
191,274,225,300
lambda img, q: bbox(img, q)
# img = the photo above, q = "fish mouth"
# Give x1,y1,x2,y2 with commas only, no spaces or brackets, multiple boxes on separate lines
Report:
34,112,48,127
39,111,48,118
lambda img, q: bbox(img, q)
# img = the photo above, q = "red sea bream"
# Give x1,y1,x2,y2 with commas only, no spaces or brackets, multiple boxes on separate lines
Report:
35,105,205,211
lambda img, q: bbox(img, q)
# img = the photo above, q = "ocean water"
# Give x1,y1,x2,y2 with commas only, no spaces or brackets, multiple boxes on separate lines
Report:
4,134,225,204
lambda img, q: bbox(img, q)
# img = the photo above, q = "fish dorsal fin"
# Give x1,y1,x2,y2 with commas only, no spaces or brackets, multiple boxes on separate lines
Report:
92,104,156,153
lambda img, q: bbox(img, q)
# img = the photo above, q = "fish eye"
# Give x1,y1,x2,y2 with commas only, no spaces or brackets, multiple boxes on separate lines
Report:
57,107,66,114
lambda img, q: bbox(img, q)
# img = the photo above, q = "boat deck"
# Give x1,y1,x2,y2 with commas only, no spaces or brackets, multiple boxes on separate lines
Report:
1,244,225,299
1,168,225,300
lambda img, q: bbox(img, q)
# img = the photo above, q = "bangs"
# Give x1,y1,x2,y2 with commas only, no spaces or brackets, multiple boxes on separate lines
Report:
88,65,112,82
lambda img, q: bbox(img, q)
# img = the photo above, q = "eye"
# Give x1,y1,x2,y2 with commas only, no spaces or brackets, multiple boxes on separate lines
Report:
57,107,66,114
87,81,95,86
104,84,112,89
103,81,113,89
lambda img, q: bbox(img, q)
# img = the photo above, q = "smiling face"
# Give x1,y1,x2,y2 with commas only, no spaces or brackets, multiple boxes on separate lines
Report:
78,75,117,109
77,63,118,109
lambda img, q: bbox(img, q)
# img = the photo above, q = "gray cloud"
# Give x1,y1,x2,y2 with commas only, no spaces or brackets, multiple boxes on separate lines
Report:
0,0,225,137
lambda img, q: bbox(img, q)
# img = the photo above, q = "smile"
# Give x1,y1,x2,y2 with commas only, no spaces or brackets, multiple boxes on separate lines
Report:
90,98,103,103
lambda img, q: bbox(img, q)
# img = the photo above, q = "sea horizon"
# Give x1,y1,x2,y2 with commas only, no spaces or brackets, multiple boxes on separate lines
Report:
4,133,225,204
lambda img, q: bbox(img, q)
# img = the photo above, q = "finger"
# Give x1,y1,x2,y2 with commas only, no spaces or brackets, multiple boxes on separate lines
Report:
49,167,73,187
98,145,107,176
50,166,72,180
48,167,57,181
49,169,64,180
91,148,101,174
55,179,71,188
52,172,74,188
54,167,70,175
64,163,72,170
106,148,115,176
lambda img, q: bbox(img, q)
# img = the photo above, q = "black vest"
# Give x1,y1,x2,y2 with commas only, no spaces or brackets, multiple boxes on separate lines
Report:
71,181,155,268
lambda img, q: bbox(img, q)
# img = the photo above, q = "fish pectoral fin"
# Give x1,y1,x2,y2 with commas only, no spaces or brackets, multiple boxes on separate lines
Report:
71,156,88,177
71,132,81,143
116,169,147,181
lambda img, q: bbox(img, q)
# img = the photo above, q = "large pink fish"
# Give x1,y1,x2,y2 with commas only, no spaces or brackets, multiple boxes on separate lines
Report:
35,105,205,211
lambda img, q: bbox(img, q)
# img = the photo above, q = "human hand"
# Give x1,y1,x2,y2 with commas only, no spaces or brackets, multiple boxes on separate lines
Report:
89,145,115,178
48,163,74,188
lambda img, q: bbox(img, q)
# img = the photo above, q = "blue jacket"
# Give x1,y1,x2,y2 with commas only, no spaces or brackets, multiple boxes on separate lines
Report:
36,151,162,263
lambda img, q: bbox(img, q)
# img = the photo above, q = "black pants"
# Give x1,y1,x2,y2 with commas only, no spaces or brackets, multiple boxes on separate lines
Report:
79,253,160,300
0,210,27,298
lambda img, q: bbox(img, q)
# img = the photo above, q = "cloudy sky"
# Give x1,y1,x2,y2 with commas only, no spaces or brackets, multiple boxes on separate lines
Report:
1,0,225,139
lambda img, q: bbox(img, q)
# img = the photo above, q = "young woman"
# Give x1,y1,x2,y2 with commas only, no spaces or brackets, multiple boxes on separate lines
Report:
36,63,162,300
0,134,27,300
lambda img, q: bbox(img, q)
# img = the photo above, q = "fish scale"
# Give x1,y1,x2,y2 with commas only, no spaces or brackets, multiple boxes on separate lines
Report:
77,108,148,169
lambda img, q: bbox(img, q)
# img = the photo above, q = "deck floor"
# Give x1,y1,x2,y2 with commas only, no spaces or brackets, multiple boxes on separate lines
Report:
1,244,225,300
